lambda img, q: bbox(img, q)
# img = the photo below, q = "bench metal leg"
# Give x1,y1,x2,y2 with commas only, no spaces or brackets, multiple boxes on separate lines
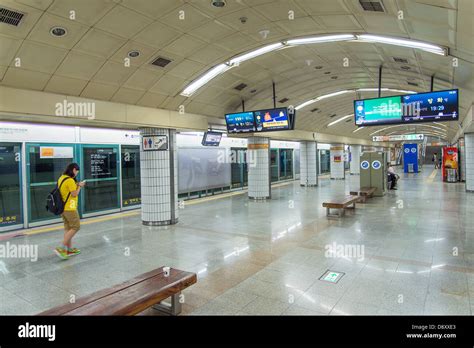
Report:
152,292,182,316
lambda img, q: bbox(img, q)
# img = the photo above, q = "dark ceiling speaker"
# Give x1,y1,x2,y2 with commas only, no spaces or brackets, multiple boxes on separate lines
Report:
211,0,226,8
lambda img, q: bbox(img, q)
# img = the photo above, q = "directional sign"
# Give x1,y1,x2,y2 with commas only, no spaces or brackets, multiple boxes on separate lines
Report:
373,134,424,142
320,270,344,283
142,135,168,151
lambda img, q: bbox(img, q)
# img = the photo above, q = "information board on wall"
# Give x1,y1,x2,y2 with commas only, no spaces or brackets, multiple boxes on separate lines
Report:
373,134,424,142
142,135,168,151
83,148,117,179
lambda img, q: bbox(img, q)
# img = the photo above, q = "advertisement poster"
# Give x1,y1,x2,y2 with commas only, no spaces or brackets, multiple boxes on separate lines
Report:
442,147,458,181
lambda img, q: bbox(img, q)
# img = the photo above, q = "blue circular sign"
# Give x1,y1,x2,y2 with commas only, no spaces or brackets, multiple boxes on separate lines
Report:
411,148,417,153
404,148,410,154
372,160,381,170
361,160,370,170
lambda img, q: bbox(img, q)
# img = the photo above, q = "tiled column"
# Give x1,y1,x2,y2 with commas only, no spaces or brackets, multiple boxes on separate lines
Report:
300,141,318,186
248,137,270,199
465,134,474,192
350,145,361,175
139,128,178,226
330,145,345,180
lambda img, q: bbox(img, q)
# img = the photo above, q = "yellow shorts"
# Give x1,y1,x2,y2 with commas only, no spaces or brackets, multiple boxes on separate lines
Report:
61,210,81,231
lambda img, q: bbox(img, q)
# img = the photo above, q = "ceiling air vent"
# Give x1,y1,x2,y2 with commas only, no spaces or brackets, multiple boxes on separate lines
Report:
400,66,411,70
151,56,172,68
393,57,409,64
234,83,247,91
345,119,352,123
407,81,419,86
0,7,25,27
330,114,337,118
359,0,386,12
278,98,289,103
310,108,319,113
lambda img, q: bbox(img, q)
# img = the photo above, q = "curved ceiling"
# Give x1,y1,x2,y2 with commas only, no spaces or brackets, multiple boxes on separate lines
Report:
0,0,472,141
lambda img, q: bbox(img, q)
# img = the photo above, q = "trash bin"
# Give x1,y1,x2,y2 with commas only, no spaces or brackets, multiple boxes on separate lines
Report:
408,163,414,173
446,168,457,182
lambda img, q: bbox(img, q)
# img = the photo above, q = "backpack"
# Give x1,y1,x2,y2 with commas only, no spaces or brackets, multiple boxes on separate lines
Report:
46,177,73,215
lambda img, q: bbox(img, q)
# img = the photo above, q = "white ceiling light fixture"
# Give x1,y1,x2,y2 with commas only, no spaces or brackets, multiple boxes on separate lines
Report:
353,127,365,133
327,114,354,127
181,64,232,97
357,34,447,56
295,88,417,111
287,34,356,46
295,90,352,110
180,33,448,97
229,42,284,66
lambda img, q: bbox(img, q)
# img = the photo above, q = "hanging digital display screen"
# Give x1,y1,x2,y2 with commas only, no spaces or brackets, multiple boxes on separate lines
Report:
254,107,290,132
354,89,459,126
401,89,458,123
201,131,222,146
225,112,256,134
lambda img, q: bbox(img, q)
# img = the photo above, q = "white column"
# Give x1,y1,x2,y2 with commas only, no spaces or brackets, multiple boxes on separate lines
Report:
350,145,361,175
248,137,270,199
465,134,474,192
300,141,318,186
139,128,178,226
330,145,345,179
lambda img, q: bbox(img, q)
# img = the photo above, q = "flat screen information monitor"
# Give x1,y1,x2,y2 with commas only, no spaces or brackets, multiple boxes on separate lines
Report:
354,96,403,126
354,89,459,126
225,111,256,134
201,131,222,146
402,89,458,123
254,107,290,132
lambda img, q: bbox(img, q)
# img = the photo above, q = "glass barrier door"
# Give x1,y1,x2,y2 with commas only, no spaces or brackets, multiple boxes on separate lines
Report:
121,145,141,208
319,150,330,174
279,149,294,180
270,149,279,182
80,145,120,216
230,148,248,189
0,143,23,231
26,143,77,225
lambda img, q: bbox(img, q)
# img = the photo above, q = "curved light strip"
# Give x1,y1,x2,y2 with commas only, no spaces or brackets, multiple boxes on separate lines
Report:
353,127,365,133
327,114,354,127
295,88,416,111
370,124,448,137
357,34,447,56
180,33,447,97
229,42,284,65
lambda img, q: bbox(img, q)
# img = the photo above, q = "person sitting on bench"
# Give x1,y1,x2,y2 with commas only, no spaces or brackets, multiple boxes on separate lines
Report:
387,163,398,190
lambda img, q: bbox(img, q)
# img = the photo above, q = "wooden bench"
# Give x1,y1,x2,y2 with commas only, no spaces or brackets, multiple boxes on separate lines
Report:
322,195,359,217
349,187,376,203
38,267,197,316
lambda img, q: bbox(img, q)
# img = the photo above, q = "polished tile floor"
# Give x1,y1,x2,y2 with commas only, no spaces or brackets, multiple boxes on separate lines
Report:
1,165,473,315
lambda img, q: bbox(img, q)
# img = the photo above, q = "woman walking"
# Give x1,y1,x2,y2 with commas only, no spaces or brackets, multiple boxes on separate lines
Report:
54,163,86,260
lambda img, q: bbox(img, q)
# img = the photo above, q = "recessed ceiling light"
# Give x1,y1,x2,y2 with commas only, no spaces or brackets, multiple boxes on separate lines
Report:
128,50,140,58
211,0,226,8
50,26,67,37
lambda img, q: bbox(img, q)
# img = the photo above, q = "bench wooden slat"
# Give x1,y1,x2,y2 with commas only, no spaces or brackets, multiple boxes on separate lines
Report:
68,270,196,316
322,195,359,208
38,267,196,316
39,267,168,315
